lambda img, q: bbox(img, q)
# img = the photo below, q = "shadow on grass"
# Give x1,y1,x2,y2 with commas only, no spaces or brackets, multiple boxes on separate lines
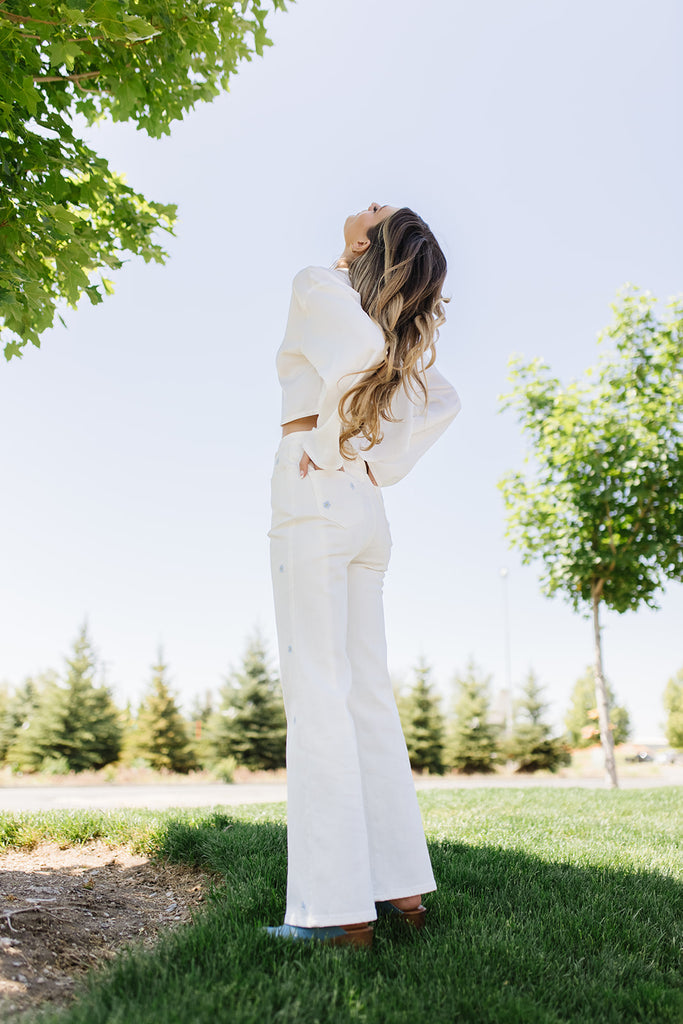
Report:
22,813,682,1024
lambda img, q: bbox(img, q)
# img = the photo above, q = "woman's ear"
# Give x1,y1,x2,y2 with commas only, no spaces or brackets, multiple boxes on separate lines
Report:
351,237,370,255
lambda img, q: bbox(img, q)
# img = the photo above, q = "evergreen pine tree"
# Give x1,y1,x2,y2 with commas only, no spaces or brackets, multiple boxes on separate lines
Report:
445,661,501,774
207,632,286,771
117,698,139,767
1,675,46,764
564,667,630,748
0,683,9,757
504,670,571,773
188,688,216,769
663,668,683,750
57,625,122,771
134,651,196,773
7,624,121,773
5,672,63,770
397,658,445,775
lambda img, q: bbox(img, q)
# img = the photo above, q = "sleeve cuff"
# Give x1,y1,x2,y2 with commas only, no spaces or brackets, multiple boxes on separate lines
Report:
301,425,344,470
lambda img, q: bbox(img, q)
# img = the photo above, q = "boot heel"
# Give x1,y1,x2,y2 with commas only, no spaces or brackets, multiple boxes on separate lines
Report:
375,901,427,930
330,925,374,947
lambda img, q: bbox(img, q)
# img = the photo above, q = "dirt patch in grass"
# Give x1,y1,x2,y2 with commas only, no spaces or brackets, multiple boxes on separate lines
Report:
0,840,217,1021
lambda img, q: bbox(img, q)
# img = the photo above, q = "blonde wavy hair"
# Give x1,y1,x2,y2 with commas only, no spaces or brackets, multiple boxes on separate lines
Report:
339,207,448,459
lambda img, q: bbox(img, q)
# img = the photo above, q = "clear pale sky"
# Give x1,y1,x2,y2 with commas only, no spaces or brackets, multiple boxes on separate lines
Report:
2,0,681,739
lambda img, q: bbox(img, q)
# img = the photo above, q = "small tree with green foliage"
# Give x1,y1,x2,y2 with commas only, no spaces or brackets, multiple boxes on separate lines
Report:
499,287,683,787
0,682,9,751
0,675,42,765
1,674,50,766
663,668,683,750
207,633,286,771
0,0,288,360
446,661,500,774
397,658,446,775
565,667,630,749
504,670,571,773
6,625,121,772
57,624,122,770
6,673,61,770
117,698,139,767
187,688,216,769
133,651,195,773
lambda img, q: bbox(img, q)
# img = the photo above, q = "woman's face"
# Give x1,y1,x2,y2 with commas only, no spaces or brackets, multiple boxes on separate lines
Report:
343,202,397,252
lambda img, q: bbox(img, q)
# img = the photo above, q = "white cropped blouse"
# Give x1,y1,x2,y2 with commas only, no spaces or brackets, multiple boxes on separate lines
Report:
276,265,461,488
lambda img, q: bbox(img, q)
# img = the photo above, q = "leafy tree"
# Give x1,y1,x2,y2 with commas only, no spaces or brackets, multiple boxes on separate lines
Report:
564,667,631,749
499,287,683,787
445,661,500,774
6,625,121,771
133,650,196,773
397,658,445,775
663,668,683,749
207,632,285,771
0,0,287,360
504,670,571,773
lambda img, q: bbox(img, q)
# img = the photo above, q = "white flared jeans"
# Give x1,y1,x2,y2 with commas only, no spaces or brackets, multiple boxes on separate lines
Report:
267,431,436,928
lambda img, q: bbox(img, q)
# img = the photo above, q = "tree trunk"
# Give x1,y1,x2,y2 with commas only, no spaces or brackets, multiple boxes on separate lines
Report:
592,585,618,789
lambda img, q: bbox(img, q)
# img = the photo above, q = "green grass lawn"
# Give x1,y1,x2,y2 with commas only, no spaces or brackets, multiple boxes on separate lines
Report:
3,788,681,1024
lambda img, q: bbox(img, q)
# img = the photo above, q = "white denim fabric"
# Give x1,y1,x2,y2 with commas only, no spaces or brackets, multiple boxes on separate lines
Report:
268,432,437,928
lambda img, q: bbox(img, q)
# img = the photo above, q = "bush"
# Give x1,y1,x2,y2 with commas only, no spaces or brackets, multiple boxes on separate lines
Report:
40,755,71,776
213,757,237,783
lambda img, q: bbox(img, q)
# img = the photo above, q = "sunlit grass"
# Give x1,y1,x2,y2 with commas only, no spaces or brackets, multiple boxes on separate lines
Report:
6,789,681,1024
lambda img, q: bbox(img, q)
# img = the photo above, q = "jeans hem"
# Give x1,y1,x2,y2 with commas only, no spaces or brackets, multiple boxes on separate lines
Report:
373,881,437,902
284,908,378,928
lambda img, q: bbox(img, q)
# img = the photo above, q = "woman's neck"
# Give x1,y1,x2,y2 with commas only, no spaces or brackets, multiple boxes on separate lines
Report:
335,246,355,270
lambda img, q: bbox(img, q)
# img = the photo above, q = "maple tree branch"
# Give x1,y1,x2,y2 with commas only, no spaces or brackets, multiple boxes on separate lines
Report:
34,69,102,83
74,79,111,95
8,28,43,39
622,489,658,555
604,507,618,573
605,509,616,558
0,9,61,27
0,11,151,43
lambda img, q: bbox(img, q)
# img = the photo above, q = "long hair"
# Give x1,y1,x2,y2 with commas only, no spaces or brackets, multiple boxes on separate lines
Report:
339,207,448,459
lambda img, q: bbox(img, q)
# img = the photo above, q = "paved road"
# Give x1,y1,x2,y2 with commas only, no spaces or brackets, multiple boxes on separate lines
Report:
0,772,680,812
0,783,287,812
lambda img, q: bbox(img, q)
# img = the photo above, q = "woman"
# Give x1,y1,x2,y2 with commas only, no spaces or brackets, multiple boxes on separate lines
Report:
265,203,461,948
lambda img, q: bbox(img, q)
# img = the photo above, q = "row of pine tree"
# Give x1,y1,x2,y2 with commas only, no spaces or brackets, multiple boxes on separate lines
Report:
396,659,630,775
2,625,681,778
0,625,288,778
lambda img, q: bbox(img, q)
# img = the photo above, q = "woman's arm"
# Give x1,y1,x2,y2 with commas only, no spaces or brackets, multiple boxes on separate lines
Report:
292,267,386,471
362,365,461,487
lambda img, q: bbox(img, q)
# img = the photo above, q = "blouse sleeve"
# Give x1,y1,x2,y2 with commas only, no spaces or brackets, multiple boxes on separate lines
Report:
361,364,461,487
292,267,386,471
